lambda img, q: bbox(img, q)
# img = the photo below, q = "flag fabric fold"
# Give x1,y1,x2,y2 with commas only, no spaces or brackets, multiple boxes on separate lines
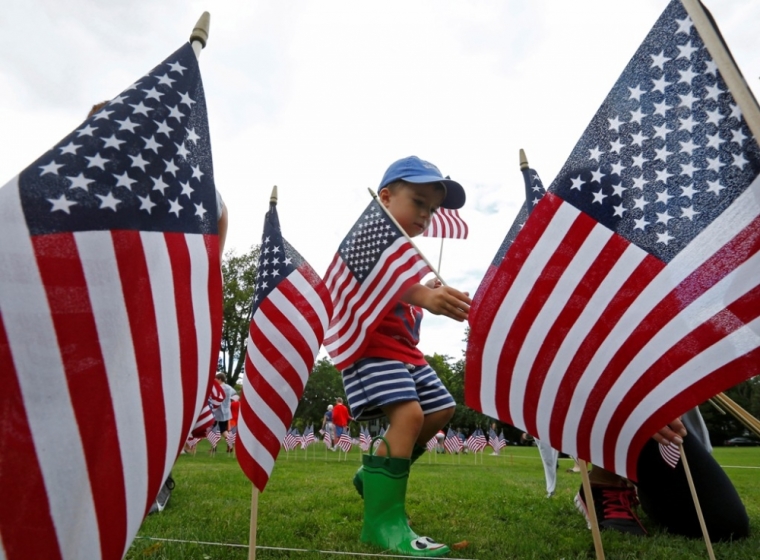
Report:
0,43,222,560
422,208,469,239
323,198,432,370
235,201,332,492
466,0,760,481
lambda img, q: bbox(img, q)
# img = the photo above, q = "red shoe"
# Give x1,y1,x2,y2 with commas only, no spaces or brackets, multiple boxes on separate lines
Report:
574,483,647,536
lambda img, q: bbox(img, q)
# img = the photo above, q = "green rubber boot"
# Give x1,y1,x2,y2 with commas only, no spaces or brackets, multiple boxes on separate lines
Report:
361,452,449,557
354,442,426,498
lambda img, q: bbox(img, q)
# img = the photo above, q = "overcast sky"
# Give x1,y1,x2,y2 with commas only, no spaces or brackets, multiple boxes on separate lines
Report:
2,0,759,359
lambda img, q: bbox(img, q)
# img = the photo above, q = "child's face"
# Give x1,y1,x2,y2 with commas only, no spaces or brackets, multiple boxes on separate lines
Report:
379,183,445,238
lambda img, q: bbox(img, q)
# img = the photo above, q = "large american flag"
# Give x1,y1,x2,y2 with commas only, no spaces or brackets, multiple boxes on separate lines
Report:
0,43,221,559
236,201,331,492
467,0,760,480
324,199,432,370
422,208,469,239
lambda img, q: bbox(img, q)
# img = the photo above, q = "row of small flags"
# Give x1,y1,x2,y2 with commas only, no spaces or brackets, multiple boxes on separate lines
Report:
423,428,509,454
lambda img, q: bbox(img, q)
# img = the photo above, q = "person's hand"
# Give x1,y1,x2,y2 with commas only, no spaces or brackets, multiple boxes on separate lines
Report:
652,417,687,446
420,285,471,321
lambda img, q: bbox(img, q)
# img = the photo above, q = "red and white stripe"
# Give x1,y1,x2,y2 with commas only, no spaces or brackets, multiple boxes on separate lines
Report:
422,208,468,239
236,264,331,492
0,179,221,559
190,380,225,438
324,236,430,370
336,432,353,452
467,181,760,480
207,429,221,448
658,442,681,469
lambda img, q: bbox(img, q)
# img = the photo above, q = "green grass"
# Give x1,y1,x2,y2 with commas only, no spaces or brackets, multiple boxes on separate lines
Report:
127,444,760,559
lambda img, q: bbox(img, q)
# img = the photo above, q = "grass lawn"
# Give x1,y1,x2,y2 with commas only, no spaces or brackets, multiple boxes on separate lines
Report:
127,444,760,559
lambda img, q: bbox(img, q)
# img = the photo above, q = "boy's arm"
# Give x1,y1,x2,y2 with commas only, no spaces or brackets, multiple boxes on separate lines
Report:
401,283,470,322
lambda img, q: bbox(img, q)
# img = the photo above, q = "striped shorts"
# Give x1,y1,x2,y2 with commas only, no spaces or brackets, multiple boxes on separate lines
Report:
342,358,455,420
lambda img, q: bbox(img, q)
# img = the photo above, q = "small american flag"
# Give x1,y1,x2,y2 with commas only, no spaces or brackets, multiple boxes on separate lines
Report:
498,430,508,450
336,432,353,453
191,380,225,438
0,43,222,559
359,427,371,451
301,425,316,449
225,429,237,449
466,0,760,481
282,429,299,452
236,200,331,492
320,428,332,449
658,441,681,468
323,199,431,370
426,435,438,452
444,428,463,454
488,428,501,452
422,208,469,239
466,429,487,453
185,436,200,450
207,428,221,449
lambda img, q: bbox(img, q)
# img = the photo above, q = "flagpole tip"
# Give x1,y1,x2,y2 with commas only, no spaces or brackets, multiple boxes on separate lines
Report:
519,148,529,171
368,187,378,199
270,185,278,204
190,12,211,48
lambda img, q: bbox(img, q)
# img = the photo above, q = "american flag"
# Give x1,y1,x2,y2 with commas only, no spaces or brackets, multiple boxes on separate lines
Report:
471,159,546,320
498,430,508,450
0,44,221,560
235,200,331,492
225,429,237,449
282,429,300,452
422,207,469,239
359,426,371,451
323,199,432,370
301,424,316,449
658,441,681,468
466,429,487,453
320,428,332,449
488,429,500,452
185,436,200,450
444,428,463,454
190,379,225,437
207,428,221,449
466,0,760,481
336,432,353,453
426,435,438,452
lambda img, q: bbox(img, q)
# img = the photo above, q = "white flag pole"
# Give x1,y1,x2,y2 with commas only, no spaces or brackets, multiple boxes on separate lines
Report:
190,12,210,59
368,189,446,286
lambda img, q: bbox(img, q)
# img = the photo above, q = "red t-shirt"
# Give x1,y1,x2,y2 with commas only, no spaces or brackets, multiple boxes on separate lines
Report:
359,302,426,366
332,403,350,427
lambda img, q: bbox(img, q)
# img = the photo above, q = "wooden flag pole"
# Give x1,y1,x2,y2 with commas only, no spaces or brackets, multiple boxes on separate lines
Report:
712,392,760,438
368,188,447,286
578,460,605,560
248,489,259,560
437,237,445,277
679,443,716,560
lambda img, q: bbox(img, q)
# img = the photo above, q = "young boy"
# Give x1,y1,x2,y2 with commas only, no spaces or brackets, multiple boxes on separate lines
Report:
344,156,471,557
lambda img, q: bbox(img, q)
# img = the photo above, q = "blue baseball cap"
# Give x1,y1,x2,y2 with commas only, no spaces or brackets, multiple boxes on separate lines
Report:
378,156,465,209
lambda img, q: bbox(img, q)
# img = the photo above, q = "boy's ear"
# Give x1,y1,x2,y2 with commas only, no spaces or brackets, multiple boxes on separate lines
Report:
378,187,392,207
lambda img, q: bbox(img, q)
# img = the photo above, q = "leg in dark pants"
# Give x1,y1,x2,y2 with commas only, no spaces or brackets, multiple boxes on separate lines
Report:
636,435,749,541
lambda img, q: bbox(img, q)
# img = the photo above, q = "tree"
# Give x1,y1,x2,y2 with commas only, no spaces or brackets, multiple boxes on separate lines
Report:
219,245,260,387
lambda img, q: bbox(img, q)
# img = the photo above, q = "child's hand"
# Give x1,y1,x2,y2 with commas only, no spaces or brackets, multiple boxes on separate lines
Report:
652,417,687,446
403,283,471,321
